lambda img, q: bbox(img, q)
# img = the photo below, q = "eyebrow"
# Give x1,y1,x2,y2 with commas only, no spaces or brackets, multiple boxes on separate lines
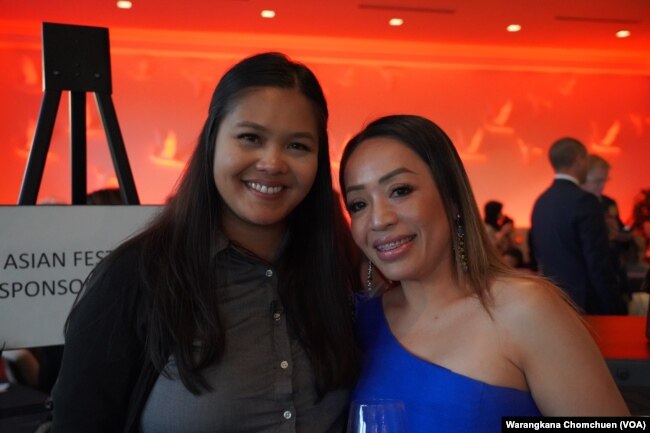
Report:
345,167,415,193
235,121,316,141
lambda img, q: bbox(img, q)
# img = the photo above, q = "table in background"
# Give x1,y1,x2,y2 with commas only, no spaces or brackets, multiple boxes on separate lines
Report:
0,382,50,433
585,315,650,415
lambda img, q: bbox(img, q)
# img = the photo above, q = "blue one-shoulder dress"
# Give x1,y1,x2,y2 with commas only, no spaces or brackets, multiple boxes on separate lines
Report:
352,296,541,433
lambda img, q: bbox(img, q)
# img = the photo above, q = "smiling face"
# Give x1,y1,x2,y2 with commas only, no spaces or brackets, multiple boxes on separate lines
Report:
213,86,319,239
344,137,453,284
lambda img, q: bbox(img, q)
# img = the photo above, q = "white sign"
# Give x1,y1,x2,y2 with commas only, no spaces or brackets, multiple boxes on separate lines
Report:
0,205,162,349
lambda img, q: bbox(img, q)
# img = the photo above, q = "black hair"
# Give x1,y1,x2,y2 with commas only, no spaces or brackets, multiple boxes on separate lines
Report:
484,201,503,230
86,188,124,205
75,53,359,394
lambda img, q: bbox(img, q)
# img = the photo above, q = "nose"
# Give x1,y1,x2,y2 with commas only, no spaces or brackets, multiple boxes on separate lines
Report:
255,145,288,174
370,198,397,231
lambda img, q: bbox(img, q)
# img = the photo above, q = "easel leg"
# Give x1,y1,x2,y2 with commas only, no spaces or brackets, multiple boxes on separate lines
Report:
70,91,87,205
19,91,62,205
95,93,139,205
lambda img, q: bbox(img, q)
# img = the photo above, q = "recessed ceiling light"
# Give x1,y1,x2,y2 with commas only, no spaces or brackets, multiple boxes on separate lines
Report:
616,29,631,38
506,24,522,32
116,0,132,9
261,10,276,18
389,18,404,27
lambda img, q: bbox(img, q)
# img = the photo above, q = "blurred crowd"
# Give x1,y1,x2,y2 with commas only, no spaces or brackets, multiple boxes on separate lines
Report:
484,151,649,317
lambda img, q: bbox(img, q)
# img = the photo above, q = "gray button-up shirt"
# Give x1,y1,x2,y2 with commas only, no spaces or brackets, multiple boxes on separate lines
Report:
140,238,349,433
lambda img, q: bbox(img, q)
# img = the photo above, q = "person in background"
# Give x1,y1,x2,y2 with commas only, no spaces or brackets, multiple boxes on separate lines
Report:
502,246,525,270
340,115,628,433
530,138,622,314
581,154,632,311
631,190,650,232
631,190,650,264
643,268,650,339
0,347,39,388
85,187,123,205
581,155,629,241
51,52,360,433
641,219,650,263
483,200,516,254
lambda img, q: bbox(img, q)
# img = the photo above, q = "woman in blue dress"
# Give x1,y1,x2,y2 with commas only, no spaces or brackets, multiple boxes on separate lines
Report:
339,115,629,432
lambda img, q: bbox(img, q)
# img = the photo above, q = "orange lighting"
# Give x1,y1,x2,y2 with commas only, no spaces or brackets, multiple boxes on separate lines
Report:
116,1,133,9
616,30,631,38
1,24,649,217
261,10,276,19
389,18,404,27
507,24,522,33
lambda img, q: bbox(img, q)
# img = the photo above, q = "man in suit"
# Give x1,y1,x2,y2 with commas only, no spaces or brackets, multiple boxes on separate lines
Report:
530,138,620,314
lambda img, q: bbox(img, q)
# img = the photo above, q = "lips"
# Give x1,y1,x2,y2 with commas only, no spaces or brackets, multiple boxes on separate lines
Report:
245,181,285,195
374,235,415,252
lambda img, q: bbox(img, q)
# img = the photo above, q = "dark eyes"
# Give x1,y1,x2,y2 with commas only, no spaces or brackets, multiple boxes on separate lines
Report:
391,185,413,197
346,184,413,214
347,201,366,214
238,133,261,144
237,134,312,152
288,142,312,152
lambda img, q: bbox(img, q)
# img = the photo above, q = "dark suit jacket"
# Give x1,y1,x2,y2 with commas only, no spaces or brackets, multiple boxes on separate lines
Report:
530,179,619,314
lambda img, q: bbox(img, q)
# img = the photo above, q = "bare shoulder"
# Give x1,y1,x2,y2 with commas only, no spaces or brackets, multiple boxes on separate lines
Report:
488,277,628,415
489,276,587,354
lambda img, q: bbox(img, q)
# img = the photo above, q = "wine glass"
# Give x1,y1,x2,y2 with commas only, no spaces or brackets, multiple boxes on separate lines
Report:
347,399,408,433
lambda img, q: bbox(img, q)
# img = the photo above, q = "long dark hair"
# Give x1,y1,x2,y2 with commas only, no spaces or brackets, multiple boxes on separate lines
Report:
339,115,537,307
81,53,359,394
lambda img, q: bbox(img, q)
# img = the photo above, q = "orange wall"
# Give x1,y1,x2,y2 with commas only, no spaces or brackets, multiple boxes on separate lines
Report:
1,23,649,227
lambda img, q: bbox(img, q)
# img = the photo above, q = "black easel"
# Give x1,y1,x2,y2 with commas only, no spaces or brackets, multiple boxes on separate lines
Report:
18,22,139,205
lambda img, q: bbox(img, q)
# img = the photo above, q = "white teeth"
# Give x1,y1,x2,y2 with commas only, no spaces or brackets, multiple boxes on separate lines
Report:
376,236,414,252
247,182,283,195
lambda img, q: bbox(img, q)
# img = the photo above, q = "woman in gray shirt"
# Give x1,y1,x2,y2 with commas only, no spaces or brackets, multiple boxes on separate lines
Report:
51,52,361,433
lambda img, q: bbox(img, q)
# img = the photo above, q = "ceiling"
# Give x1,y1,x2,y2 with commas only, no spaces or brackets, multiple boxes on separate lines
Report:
2,0,650,56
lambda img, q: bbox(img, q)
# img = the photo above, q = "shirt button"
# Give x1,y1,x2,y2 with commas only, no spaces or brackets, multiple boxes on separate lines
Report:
280,360,289,369
283,410,292,420
273,312,281,321
265,269,273,277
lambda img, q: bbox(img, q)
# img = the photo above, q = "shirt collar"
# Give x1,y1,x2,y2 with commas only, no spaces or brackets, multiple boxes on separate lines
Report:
554,173,580,185
214,229,288,265
215,230,230,254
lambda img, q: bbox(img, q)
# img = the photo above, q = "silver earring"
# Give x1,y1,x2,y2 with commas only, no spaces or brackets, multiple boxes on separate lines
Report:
456,213,469,273
367,260,374,291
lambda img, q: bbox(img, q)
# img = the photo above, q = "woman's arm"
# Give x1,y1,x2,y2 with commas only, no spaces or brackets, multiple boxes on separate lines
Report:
51,252,146,433
503,282,629,416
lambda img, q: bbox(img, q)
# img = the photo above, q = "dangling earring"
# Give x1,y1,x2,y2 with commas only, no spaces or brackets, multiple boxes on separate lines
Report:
367,260,374,291
456,213,469,273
